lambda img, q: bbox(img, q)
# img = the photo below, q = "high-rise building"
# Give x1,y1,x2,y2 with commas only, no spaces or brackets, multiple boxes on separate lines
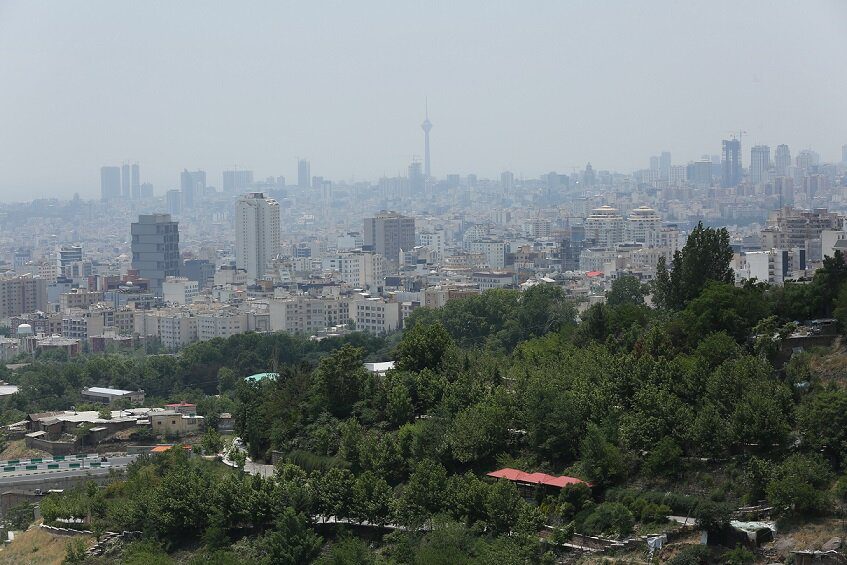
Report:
180,170,206,209
750,145,770,184
222,170,254,192
408,161,424,196
500,171,515,196
775,177,794,207
166,190,182,216
659,151,671,180
100,166,121,201
649,156,659,173
131,214,181,294
584,205,625,249
0,275,48,319
57,245,83,278
131,163,141,199
775,144,791,177
363,211,415,269
721,139,742,188
627,206,662,245
421,104,433,178
796,149,820,170
121,163,130,199
298,160,311,188
235,192,281,281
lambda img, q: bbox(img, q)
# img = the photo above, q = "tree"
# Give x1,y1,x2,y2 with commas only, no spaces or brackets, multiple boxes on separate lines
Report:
351,471,394,525
580,423,625,486
447,399,508,464
766,454,834,517
255,508,322,565
64,538,88,563
485,479,523,535
653,222,733,310
798,390,847,470
316,467,354,520
309,345,367,418
200,427,224,455
642,436,682,478
397,460,448,527
581,502,634,537
395,320,454,373
606,275,647,307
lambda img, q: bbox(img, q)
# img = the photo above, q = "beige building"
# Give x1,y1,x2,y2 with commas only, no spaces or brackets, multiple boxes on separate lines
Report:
0,275,48,319
150,410,204,436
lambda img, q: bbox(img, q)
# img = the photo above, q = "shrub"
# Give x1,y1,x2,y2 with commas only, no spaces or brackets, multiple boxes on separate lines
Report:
580,502,634,537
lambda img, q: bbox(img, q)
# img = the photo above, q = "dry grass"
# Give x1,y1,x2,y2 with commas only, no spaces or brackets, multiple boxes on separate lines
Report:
0,440,50,461
0,525,94,565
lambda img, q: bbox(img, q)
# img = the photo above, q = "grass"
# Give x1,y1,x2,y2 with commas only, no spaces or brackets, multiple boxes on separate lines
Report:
0,524,93,565
0,440,50,461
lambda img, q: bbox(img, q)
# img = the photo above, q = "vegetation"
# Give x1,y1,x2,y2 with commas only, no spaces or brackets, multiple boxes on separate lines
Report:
20,226,847,562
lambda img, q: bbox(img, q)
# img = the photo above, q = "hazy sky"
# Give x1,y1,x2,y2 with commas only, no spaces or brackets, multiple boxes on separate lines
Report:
1,1,845,199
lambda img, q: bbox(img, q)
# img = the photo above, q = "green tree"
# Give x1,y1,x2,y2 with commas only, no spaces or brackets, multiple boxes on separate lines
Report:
797,390,847,470
580,423,625,486
606,275,647,307
642,436,683,478
485,479,523,535
397,460,448,528
766,453,834,517
63,538,88,564
653,222,733,310
447,398,508,464
309,345,367,418
255,508,322,565
316,467,354,520
351,471,394,525
395,320,454,373
581,502,634,537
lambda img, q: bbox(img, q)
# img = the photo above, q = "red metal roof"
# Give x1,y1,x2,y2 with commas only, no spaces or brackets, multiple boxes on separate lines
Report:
486,467,588,489
586,271,604,277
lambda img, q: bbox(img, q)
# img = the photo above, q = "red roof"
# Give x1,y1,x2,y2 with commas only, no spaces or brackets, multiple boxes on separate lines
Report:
586,271,604,277
165,402,196,407
486,467,589,489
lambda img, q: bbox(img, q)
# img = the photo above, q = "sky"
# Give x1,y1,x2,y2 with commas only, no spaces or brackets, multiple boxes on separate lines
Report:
0,0,845,199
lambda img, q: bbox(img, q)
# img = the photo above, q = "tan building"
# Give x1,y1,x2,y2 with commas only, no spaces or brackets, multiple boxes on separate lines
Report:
0,275,48,319
150,410,204,437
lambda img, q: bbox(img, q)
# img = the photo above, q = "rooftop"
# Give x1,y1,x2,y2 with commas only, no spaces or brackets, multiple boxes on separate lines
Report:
487,468,589,489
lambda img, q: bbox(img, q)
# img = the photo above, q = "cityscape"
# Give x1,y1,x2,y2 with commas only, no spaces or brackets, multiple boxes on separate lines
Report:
1,2,847,564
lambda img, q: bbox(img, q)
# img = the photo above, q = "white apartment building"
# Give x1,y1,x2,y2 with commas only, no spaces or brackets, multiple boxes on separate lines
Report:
134,310,198,350
523,218,552,239
235,192,281,281
162,277,199,305
419,230,446,261
735,248,807,285
471,271,517,291
197,310,248,341
467,240,507,270
627,206,663,245
269,296,349,334
585,206,625,249
350,296,401,334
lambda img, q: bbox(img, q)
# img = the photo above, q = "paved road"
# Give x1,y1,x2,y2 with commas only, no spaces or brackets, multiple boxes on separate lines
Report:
0,455,137,486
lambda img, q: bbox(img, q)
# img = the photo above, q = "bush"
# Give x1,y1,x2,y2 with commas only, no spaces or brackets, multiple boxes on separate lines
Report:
666,544,711,565
766,453,834,517
580,502,634,537
723,544,755,565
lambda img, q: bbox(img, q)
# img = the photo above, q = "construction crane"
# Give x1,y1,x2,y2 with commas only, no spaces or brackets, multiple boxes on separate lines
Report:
728,130,748,144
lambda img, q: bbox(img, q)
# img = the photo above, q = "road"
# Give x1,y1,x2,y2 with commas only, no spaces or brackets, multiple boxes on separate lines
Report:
0,455,137,487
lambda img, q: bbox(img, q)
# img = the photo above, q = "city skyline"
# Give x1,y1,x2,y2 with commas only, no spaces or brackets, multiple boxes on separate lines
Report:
1,1,846,198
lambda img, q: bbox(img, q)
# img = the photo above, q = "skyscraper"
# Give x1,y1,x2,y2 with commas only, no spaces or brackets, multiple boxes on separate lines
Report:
500,171,515,196
121,163,131,199
721,139,742,188
649,156,659,173
223,169,253,192
298,159,311,188
659,151,671,180
408,160,424,197
131,214,181,294
364,211,415,269
100,166,121,201
750,145,770,184
421,104,433,178
180,170,206,209
775,144,791,177
131,163,140,200
235,192,280,281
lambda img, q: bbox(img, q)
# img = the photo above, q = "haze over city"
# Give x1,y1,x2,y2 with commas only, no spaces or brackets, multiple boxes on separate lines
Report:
1,0,846,198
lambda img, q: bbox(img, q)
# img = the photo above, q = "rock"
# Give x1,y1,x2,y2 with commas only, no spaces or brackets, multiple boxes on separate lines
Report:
821,537,842,551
